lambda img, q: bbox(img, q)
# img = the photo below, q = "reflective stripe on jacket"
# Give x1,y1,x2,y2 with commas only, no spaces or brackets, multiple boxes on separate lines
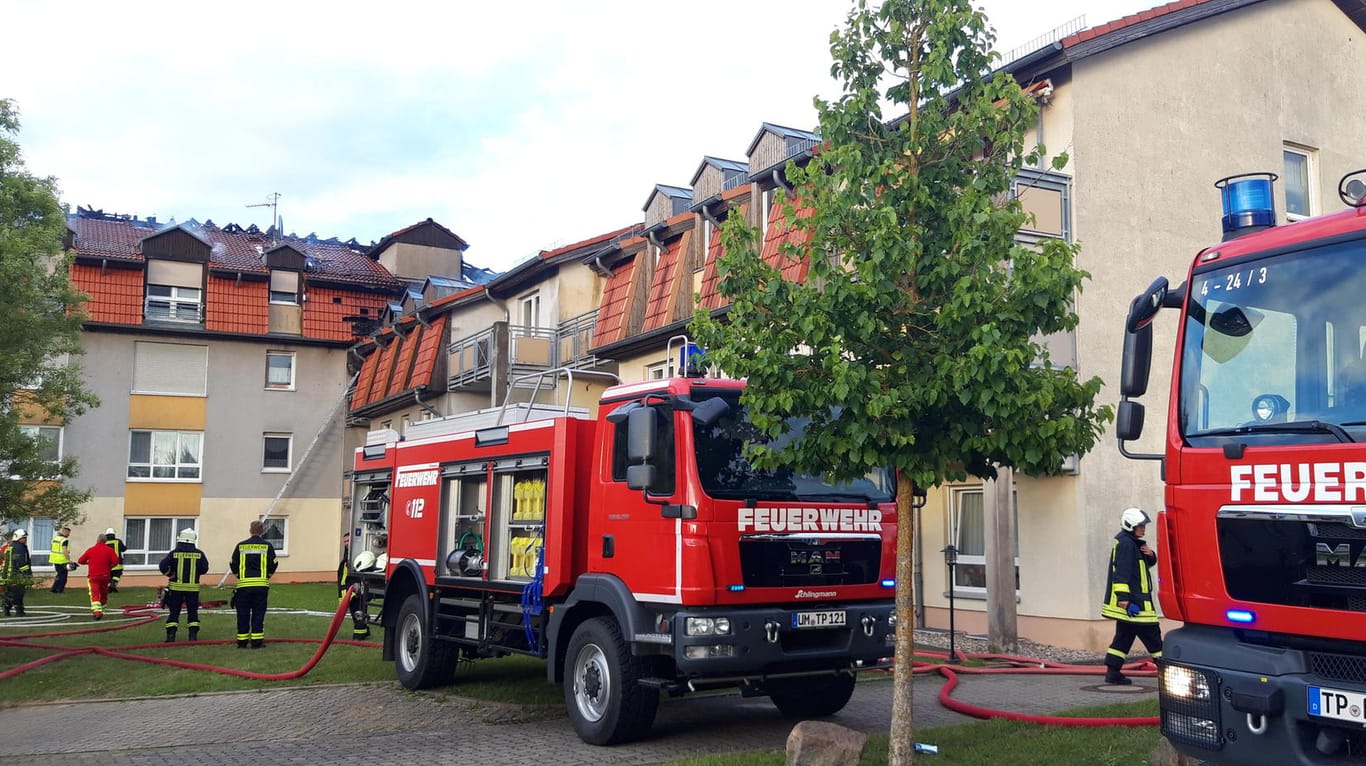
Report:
1102,530,1159,623
230,536,277,588
159,543,209,592
50,535,69,565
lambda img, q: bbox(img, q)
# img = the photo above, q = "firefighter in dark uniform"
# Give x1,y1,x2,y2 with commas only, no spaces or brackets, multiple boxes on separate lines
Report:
337,533,370,640
50,525,72,593
1101,506,1163,685
104,528,127,592
1,529,33,617
230,520,278,648
158,528,209,642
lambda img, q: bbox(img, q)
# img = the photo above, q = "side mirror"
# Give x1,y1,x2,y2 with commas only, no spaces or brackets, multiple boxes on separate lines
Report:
1116,400,1146,441
626,407,656,463
690,396,730,426
1121,324,1153,398
1126,277,1169,333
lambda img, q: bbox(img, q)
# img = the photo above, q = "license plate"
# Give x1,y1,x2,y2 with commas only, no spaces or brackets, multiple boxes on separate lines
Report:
1309,685,1366,724
792,610,846,629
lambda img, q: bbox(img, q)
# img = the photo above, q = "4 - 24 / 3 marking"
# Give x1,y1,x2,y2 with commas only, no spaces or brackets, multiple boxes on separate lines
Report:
1200,267,1268,295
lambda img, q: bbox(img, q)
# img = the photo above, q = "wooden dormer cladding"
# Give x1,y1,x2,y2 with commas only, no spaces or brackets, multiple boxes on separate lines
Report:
643,185,691,230
689,157,748,204
745,122,819,179
643,228,694,331
141,226,211,263
264,244,306,335
592,248,642,347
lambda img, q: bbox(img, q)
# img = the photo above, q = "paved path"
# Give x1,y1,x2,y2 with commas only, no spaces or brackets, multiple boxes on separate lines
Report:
0,670,1156,765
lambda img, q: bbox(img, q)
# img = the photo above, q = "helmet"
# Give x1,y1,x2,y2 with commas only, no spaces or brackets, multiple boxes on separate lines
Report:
375,553,389,570
105,528,117,536
1121,507,1152,532
177,528,198,544
12,529,27,541
353,550,376,571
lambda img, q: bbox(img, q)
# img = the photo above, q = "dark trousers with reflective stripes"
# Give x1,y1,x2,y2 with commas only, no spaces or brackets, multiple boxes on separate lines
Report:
165,589,201,627
52,564,68,593
1105,619,1163,672
234,586,269,642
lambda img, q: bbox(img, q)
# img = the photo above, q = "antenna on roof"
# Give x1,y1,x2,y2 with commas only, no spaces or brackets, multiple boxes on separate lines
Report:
247,192,282,245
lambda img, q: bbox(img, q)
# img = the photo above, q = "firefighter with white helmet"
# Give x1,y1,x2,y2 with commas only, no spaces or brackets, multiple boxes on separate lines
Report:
158,527,209,642
1101,506,1163,684
1,529,33,617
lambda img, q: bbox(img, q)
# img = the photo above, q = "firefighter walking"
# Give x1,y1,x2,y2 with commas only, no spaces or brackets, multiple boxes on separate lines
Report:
159,528,209,641
230,520,278,648
1,529,33,617
1101,506,1163,685
50,525,72,593
104,528,126,592
338,533,370,640
78,534,120,619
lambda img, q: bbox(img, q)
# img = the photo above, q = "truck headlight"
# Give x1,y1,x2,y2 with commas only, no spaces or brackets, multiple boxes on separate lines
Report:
1162,664,1212,701
684,644,736,659
685,617,732,636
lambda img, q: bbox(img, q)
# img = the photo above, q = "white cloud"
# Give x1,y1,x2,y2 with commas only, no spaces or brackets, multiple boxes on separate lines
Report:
5,0,1158,271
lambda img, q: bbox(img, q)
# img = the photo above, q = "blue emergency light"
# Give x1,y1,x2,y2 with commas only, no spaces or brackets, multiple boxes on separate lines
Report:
1215,172,1277,237
681,342,705,377
880,579,896,588
1226,608,1256,624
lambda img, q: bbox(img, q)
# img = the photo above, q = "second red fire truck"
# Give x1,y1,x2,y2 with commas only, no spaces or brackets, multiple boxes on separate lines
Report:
346,369,898,745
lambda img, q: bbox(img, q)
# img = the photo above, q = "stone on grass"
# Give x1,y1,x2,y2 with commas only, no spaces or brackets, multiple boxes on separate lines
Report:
786,720,867,766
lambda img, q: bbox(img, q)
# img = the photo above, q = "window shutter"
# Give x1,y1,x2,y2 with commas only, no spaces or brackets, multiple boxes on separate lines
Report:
146,260,204,288
134,342,208,395
270,270,299,293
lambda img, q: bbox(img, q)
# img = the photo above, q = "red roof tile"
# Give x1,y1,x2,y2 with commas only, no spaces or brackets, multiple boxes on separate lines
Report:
593,259,638,347
304,286,385,342
384,321,422,398
205,275,269,334
698,201,751,311
71,263,142,323
539,224,640,260
351,345,381,409
1059,0,1210,48
409,315,447,389
760,197,812,285
643,229,694,332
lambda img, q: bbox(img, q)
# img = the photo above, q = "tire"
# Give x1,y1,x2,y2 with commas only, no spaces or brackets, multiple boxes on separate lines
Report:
564,616,660,745
768,673,857,718
394,593,456,689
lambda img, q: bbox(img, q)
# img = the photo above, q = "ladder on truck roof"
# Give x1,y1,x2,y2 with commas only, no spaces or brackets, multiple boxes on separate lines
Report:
399,367,620,443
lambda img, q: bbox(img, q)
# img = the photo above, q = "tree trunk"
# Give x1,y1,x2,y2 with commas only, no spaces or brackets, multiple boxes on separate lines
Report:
888,472,917,765
985,468,1018,654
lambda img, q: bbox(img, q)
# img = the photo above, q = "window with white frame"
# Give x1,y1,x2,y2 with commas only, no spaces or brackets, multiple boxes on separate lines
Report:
121,517,198,567
646,359,676,380
19,425,62,464
145,284,202,322
270,270,300,304
520,292,541,328
1283,143,1318,220
3,517,55,566
260,516,287,554
128,430,202,480
263,433,292,472
265,351,295,390
949,486,1019,592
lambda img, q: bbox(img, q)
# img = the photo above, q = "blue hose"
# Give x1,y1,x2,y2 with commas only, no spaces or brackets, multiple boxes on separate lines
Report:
520,538,544,651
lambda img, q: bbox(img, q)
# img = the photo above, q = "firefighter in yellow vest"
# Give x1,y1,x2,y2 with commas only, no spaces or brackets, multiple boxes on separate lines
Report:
158,528,209,642
1101,507,1163,685
50,525,72,593
104,528,126,592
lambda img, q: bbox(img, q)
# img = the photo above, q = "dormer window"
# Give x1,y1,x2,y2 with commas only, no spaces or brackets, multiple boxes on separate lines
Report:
145,259,205,324
270,270,300,305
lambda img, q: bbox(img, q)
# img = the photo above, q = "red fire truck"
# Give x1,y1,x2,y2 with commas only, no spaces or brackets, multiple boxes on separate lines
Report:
347,369,897,745
1121,170,1366,763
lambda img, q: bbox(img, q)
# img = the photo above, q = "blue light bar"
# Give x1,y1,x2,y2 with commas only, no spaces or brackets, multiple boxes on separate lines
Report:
727,584,745,592
1215,172,1277,236
1226,609,1255,624
880,579,896,588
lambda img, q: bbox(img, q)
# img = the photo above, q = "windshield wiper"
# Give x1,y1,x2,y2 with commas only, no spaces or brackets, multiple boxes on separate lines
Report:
1198,420,1354,443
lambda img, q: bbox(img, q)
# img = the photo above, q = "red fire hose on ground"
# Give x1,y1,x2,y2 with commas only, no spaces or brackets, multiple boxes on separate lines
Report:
0,586,377,682
904,647,1161,727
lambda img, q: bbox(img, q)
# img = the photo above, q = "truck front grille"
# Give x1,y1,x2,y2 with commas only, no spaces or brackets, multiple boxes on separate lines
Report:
738,536,881,589
1308,651,1366,684
1218,518,1366,613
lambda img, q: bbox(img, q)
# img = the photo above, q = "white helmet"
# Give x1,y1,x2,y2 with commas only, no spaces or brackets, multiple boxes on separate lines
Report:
375,553,389,571
105,527,117,536
177,528,198,544
1121,507,1152,532
11,529,27,541
353,550,376,571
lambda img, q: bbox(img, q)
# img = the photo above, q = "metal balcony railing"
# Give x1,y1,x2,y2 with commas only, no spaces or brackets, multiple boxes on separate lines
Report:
555,309,600,369
449,326,495,388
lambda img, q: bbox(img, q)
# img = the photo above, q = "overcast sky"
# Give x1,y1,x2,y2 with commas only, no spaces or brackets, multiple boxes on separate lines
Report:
4,0,1157,272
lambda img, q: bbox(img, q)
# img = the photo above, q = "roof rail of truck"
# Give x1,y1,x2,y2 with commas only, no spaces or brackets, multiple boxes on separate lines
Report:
495,367,622,425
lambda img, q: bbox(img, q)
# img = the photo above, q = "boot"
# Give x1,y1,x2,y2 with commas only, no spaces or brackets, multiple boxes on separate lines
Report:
236,639,248,648
15,606,25,617
1104,669,1131,685
165,625,177,642
188,627,199,642
251,639,265,649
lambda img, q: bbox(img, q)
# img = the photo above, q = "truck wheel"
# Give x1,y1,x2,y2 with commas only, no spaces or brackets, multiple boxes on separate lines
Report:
768,673,857,718
564,616,659,745
394,593,456,689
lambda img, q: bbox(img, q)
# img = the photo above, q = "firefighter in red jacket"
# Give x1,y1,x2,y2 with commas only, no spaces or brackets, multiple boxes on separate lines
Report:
1101,506,1163,685
79,534,121,620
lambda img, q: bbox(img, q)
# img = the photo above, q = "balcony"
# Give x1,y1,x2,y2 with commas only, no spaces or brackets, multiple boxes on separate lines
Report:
448,310,609,397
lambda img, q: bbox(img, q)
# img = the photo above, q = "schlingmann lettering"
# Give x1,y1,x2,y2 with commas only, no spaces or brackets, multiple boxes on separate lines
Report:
1229,462,1366,502
737,507,883,533
396,470,439,488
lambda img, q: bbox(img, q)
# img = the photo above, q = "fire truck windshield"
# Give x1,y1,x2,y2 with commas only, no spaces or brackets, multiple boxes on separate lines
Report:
690,390,895,502
1180,237,1366,446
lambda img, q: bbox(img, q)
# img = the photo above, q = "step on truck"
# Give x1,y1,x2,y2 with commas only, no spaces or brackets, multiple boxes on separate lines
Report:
1121,170,1366,764
346,367,898,745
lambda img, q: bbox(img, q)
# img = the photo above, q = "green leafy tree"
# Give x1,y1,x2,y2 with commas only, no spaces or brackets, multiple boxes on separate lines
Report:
0,98,98,529
691,2,1111,762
